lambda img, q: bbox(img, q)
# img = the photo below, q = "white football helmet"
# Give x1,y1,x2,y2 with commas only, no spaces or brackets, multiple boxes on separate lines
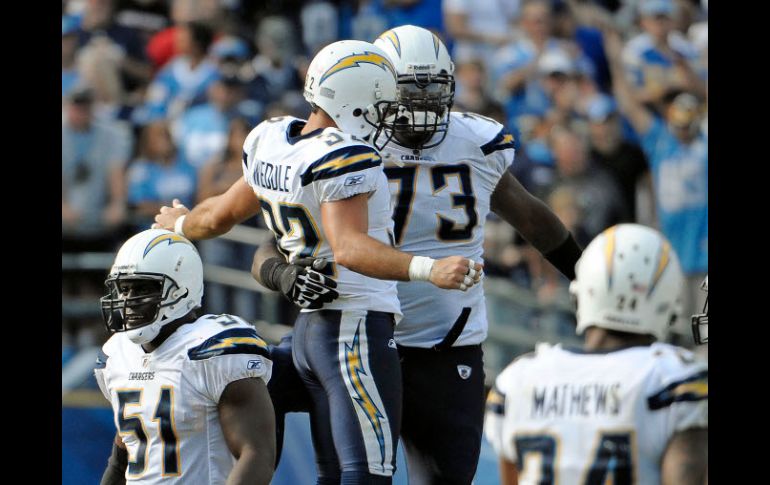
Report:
100,229,204,345
569,224,685,341
374,25,455,149
691,275,708,344
303,39,398,148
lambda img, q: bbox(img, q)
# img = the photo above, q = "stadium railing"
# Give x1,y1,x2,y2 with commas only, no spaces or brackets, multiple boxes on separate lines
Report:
62,224,582,391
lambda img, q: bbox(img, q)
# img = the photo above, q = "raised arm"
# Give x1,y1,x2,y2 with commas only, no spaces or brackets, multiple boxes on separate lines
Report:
153,177,261,240
491,171,582,280
603,27,653,135
321,193,481,290
219,378,276,485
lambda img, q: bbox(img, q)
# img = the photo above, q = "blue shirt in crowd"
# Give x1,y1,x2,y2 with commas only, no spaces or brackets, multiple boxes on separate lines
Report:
641,117,708,275
127,156,198,227
174,104,229,170
134,56,220,124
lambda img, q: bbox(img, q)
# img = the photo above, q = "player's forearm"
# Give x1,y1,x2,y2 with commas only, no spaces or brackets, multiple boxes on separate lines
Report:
491,175,568,254
182,195,237,240
661,428,708,485
333,231,412,281
227,448,273,485
499,457,519,485
100,441,127,485
251,238,284,288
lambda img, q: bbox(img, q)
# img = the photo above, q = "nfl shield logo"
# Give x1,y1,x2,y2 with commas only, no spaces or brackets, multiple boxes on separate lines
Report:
457,365,472,380
142,356,151,368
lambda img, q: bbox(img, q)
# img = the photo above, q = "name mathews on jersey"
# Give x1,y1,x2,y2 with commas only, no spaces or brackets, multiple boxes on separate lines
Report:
485,342,708,485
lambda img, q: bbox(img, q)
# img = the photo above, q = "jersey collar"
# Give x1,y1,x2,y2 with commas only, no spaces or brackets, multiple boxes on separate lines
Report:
286,119,324,145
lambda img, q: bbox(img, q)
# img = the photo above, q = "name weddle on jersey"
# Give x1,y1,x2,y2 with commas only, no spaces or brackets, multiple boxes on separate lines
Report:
80,19,708,485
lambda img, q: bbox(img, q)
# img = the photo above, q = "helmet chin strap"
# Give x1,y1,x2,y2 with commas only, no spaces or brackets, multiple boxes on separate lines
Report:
126,321,163,345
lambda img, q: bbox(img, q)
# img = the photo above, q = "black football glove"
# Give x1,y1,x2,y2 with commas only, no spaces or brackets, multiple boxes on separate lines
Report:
260,256,339,309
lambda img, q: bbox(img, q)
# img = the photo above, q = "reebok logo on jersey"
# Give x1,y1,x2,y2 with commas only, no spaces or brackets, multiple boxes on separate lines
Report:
247,359,263,370
457,365,472,380
344,174,366,186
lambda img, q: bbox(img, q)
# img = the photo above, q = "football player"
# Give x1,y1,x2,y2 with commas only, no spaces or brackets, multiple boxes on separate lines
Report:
95,228,275,485
692,275,708,344
485,224,708,485
252,25,584,484
152,40,481,484
374,25,582,485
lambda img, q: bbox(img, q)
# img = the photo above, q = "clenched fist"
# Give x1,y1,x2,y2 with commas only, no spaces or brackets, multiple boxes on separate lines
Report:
429,256,483,291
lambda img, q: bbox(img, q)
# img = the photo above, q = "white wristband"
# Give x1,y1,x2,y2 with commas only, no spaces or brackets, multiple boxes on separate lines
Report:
174,215,187,237
408,256,435,282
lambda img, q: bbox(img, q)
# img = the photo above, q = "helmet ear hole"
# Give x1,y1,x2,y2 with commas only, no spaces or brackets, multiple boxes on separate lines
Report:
353,108,363,117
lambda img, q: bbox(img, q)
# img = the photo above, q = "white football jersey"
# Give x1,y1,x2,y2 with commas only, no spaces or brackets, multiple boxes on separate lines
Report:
243,116,400,315
380,112,515,347
94,314,273,484
484,342,708,485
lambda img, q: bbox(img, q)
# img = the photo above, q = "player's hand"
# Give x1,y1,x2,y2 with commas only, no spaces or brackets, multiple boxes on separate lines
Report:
429,256,484,291
277,257,340,309
152,199,189,231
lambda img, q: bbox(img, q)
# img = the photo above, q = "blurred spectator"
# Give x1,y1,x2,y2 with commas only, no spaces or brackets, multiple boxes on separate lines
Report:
548,125,628,245
509,110,556,199
621,0,705,108
525,184,586,303
687,0,707,84
134,20,220,124
197,117,250,200
242,16,304,109
77,0,153,91
197,118,261,320
146,24,179,70
482,216,529,283
211,35,252,75
492,0,595,122
144,0,223,71
77,36,132,122
300,1,339,56
453,59,506,121
537,49,594,130
63,15,82,99
443,0,520,67
173,75,260,170
551,1,610,91
263,96,311,121
350,1,388,43
113,0,171,45
585,94,649,219
607,27,707,330
378,0,445,36
62,87,133,249
126,120,197,229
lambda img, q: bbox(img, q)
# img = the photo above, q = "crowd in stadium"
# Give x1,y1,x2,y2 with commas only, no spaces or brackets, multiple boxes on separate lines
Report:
62,0,707,345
